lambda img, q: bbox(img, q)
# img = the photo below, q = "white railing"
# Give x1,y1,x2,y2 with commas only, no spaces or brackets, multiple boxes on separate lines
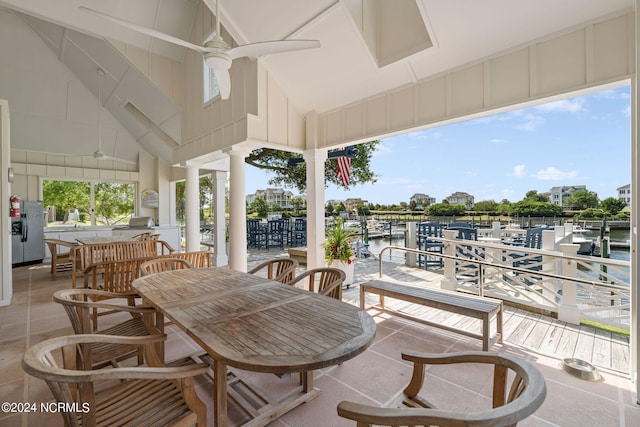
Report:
379,233,630,330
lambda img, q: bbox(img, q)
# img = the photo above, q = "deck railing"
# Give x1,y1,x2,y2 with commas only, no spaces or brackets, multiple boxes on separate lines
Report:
379,233,630,330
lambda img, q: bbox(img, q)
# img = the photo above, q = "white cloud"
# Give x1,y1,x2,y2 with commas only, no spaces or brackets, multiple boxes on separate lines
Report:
490,138,506,144
373,142,393,157
512,165,526,177
623,105,631,117
534,167,578,181
514,113,545,131
535,98,586,114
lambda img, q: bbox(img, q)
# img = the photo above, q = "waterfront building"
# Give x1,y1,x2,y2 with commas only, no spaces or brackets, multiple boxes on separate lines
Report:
548,185,587,206
410,193,436,209
444,192,475,209
344,198,369,212
618,184,631,206
246,188,298,210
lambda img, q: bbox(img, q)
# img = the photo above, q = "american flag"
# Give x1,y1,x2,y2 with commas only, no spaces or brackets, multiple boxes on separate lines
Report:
336,147,351,187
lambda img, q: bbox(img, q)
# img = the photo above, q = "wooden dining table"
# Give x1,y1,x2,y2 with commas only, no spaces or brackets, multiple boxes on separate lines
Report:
131,267,376,427
75,235,132,244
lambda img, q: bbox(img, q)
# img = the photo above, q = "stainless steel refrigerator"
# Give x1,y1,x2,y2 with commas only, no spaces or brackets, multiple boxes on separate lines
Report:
11,200,45,266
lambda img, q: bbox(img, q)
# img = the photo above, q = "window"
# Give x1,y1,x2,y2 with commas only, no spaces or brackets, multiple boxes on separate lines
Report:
43,179,135,226
203,32,220,103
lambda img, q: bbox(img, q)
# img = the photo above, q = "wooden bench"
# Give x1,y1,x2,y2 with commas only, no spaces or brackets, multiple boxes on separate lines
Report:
287,247,307,264
71,240,175,287
360,280,503,350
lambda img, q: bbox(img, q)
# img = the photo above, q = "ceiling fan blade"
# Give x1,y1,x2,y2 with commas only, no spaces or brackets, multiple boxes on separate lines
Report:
79,6,208,54
228,39,320,60
216,69,231,100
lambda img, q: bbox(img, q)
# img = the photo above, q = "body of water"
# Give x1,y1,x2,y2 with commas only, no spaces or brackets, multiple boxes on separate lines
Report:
359,227,630,262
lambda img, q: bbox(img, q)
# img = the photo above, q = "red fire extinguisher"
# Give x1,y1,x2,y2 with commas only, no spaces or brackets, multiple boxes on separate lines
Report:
10,195,21,217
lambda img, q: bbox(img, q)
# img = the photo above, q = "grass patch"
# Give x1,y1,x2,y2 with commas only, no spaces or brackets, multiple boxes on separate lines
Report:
580,319,629,337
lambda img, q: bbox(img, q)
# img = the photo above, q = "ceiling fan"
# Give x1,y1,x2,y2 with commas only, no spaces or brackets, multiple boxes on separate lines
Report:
69,68,135,165
80,0,320,100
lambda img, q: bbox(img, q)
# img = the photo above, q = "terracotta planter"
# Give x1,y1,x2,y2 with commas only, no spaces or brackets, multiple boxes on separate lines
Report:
330,259,355,286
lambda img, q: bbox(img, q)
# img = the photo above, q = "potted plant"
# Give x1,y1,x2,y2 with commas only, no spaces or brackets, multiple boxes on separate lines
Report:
325,217,357,285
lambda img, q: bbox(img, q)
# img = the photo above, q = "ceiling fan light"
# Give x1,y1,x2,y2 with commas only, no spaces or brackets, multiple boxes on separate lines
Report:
205,54,232,70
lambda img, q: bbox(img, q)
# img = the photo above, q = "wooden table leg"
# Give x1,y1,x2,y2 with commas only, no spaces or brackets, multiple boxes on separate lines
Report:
301,370,313,393
213,358,228,427
154,311,165,364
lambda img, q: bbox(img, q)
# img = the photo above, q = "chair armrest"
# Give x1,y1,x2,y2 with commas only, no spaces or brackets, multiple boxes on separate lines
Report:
318,280,342,297
402,350,505,366
273,264,297,283
247,260,270,275
53,289,145,312
285,273,306,288
91,362,210,382
44,238,79,249
158,240,175,254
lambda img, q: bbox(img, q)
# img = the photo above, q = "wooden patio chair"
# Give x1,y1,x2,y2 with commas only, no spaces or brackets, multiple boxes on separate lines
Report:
131,231,152,240
44,238,78,280
140,257,193,276
22,334,208,427
249,257,299,284
83,259,144,330
286,267,345,300
53,288,163,369
417,222,444,269
165,250,213,268
338,351,547,427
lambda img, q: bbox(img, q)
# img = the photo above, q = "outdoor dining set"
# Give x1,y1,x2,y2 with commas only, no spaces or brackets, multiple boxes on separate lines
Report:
17,233,546,426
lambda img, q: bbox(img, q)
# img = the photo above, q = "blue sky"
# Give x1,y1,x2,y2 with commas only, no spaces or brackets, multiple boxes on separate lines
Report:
246,85,630,205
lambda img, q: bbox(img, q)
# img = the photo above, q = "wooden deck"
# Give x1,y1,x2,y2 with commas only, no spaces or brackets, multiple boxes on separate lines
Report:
249,250,630,373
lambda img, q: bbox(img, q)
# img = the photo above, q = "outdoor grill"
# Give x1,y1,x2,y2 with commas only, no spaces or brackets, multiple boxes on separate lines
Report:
113,217,156,230
127,217,155,229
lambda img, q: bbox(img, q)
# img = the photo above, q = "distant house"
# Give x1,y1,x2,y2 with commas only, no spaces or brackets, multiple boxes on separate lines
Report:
410,193,436,208
344,198,369,212
617,184,631,206
246,188,299,210
548,185,587,206
444,192,474,209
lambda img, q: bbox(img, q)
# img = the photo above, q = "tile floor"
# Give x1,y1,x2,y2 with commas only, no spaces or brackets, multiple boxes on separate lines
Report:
1,259,640,426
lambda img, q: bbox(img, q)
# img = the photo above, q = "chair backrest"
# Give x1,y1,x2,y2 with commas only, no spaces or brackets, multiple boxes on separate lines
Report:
286,267,346,300
337,350,547,427
448,226,478,241
165,250,212,268
131,232,152,241
53,288,102,334
140,258,193,276
268,219,284,233
247,219,263,232
524,227,544,249
84,259,142,294
74,240,175,272
294,218,306,231
418,222,442,238
248,257,298,283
